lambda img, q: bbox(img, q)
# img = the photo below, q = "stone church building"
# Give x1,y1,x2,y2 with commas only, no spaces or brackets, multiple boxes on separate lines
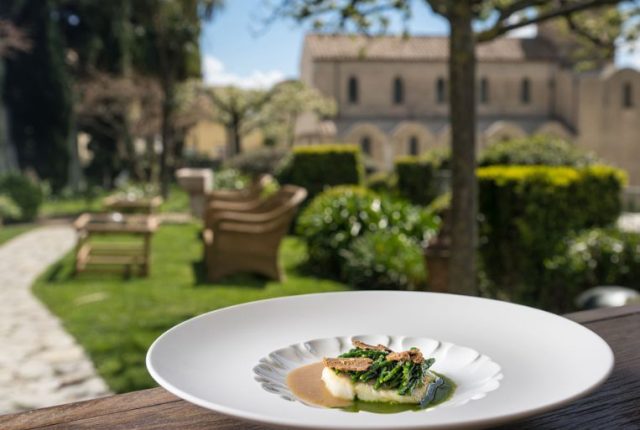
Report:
295,32,640,185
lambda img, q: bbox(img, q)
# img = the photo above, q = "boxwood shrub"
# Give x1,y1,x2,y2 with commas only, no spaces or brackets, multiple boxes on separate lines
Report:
296,186,438,278
478,165,626,308
341,231,426,291
276,144,363,200
395,148,450,205
543,228,640,311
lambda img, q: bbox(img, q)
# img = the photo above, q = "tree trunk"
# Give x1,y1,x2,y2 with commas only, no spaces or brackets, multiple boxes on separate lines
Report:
447,3,477,296
227,117,242,157
159,85,174,199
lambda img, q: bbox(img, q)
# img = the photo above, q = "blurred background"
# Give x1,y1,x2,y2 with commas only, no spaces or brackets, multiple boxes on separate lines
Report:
0,0,639,416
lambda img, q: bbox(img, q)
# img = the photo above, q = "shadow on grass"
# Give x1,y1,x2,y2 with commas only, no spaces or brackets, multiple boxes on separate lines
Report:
191,259,269,289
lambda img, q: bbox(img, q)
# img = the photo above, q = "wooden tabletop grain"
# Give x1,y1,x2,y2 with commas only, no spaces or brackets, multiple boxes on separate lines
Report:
2,304,639,430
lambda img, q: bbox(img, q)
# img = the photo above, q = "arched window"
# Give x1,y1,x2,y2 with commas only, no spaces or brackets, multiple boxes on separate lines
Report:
360,136,371,155
436,77,446,104
480,78,489,104
393,76,404,105
408,136,419,156
521,78,531,104
623,82,634,108
348,76,358,104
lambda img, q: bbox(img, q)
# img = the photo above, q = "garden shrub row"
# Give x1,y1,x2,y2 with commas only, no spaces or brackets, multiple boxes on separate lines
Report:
277,144,363,200
296,186,438,283
478,165,627,310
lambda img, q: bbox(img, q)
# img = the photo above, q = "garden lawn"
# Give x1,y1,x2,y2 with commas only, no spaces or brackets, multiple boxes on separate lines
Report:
33,223,350,393
0,224,34,245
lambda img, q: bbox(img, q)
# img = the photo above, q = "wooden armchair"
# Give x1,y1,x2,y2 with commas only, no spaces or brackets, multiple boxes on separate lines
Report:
202,185,307,282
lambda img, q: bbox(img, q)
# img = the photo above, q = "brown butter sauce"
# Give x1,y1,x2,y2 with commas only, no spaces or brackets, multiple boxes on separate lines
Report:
286,362,352,408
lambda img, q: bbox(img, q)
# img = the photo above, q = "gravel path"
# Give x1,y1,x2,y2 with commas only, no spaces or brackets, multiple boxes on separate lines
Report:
0,226,110,414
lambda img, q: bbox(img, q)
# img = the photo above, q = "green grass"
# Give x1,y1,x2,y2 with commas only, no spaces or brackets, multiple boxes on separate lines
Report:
33,223,350,393
0,224,34,245
41,195,105,217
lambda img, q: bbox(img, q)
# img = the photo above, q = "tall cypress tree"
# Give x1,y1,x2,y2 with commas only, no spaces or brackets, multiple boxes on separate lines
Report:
2,0,72,190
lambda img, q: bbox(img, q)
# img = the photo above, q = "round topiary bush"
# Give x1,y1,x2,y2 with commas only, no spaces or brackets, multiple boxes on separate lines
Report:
341,231,426,290
0,174,43,222
296,186,438,278
479,135,597,167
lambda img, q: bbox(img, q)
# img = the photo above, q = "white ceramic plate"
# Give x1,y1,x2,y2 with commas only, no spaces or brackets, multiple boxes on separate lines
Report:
146,291,614,429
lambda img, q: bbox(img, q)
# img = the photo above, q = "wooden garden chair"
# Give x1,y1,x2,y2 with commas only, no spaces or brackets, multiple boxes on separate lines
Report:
202,185,307,282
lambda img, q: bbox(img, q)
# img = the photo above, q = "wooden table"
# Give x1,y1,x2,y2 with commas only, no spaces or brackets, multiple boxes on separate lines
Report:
73,213,159,276
103,195,163,214
2,305,639,430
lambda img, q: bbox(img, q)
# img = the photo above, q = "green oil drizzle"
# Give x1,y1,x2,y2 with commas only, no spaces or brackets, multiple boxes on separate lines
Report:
339,373,456,414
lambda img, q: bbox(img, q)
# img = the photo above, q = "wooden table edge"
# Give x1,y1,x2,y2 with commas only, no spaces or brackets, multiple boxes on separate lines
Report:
2,304,638,430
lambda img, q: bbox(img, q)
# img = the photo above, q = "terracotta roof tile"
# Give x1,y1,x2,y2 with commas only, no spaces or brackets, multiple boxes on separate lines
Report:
305,34,557,62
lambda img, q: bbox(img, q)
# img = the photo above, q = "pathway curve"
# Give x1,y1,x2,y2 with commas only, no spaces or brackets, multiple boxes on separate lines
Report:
0,226,110,414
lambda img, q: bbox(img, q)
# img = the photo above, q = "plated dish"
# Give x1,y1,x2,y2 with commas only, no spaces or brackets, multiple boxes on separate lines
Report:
147,291,614,429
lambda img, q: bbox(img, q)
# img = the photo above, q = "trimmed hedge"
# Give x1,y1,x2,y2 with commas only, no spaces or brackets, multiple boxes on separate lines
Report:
0,174,43,222
395,149,450,205
478,165,626,308
341,231,426,291
479,135,596,167
276,144,363,199
296,186,438,278
543,228,640,311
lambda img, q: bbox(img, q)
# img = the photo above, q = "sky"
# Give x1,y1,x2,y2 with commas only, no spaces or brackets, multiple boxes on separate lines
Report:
200,1,640,89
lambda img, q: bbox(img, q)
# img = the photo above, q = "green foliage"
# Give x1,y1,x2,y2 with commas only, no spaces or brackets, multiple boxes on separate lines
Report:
395,157,437,205
0,195,21,221
477,165,626,309
479,135,596,167
426,192,451,217
3,0,72,190
213,169,249,190
260,80,336,147
543,229,640,311
276,144,363,199
422,147,451,169
296,186,438,277
341,231,426,291
224,147,289,177
395,148,449,205
0,174,44,221
366,171,397,195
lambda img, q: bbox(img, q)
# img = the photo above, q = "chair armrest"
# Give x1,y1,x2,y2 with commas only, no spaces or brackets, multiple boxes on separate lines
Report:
208,197,264,213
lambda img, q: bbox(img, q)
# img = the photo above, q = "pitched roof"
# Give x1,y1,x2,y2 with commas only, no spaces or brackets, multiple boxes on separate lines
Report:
304,34,558,62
